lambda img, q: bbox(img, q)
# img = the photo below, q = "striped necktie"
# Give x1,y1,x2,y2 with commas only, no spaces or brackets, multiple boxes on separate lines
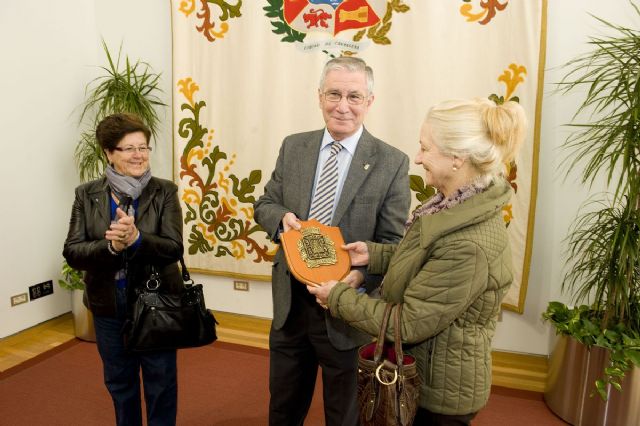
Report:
308,142,343,225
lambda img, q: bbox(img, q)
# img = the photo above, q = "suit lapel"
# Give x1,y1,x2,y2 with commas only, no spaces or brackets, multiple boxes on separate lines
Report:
333,128,377,225
297,132,323,219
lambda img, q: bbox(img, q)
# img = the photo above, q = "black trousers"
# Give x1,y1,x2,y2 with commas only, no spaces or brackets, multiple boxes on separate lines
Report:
269,281,359,426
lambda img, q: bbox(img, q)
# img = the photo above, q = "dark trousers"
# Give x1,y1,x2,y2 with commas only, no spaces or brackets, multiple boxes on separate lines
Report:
93,287,177,426
413,407,477,426
269,282,359,426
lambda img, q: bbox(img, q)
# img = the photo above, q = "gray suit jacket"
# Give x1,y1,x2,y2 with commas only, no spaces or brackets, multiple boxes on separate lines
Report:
254,128,410,350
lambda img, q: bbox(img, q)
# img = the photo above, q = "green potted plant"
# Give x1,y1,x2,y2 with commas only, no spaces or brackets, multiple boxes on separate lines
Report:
60,40,166,340
542,3,640,424
58,260,96,340
75,40,166,182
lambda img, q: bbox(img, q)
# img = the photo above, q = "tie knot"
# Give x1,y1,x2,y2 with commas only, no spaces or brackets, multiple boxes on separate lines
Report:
330,142,343,155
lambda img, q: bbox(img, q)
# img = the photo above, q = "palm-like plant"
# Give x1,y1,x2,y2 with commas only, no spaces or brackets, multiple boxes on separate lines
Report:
75,40,166,182
543,2,640,399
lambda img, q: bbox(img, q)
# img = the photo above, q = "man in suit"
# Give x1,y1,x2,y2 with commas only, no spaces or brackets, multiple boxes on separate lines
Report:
254,57,410,426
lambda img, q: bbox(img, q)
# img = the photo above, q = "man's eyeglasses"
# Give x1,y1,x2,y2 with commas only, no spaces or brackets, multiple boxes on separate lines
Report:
114,146,153,154
323,90,367,105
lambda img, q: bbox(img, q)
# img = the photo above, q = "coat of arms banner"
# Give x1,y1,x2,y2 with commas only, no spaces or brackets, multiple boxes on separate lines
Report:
171,0,547,313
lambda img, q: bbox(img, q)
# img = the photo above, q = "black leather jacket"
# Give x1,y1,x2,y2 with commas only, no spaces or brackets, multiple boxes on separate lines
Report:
63,176,184,317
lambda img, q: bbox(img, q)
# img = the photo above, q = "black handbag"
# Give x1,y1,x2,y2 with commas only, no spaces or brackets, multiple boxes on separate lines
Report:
123,258,218,352
357,303,421,426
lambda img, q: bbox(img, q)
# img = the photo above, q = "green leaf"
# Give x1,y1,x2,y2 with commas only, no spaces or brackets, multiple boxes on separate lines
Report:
271,21,286,34
58,260,85,291
595,379,608,401
230,169,262,203
624,349,640,366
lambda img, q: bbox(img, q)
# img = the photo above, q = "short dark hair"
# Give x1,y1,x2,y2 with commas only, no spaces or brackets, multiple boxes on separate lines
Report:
96,113,151,152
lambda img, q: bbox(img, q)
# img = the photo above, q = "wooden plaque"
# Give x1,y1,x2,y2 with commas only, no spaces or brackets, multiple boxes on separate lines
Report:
280,219,351,287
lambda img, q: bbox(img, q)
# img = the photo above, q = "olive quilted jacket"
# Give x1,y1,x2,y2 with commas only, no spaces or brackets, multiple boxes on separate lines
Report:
327,178,514,415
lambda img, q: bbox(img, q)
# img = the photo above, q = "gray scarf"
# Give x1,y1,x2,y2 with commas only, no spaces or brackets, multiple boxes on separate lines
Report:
105,165,152,201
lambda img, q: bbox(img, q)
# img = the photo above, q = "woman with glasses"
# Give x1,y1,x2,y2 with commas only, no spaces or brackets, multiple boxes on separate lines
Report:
63,113,183,426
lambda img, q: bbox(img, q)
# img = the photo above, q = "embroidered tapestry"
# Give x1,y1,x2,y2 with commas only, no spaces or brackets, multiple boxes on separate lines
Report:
171,0,547,313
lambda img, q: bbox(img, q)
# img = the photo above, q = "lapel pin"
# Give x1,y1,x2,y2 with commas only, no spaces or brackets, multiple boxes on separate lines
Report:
364,163,370,170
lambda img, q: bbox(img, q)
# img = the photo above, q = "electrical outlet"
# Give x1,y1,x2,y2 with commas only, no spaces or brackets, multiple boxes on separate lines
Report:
11,293,28,307
29,280,54,301
233,280,249,291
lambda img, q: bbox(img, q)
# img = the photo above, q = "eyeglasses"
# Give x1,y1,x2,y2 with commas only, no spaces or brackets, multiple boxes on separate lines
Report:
114,146,153,154
323,90,367,105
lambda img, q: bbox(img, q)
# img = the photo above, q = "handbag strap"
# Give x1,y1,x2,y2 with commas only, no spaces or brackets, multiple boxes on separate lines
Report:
394,304,405,371
144,258,191,290
373,303,395,363
179,257,192,283
145,264,161,290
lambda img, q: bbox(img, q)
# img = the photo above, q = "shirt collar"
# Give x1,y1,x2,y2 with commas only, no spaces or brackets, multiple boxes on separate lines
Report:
321,126,363,156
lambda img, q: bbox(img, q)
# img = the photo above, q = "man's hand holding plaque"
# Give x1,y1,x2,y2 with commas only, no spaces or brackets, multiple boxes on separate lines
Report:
280,219,351,287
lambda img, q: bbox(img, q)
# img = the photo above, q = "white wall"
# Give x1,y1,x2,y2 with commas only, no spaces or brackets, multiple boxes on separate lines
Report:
0,0,172,338
0,1,633,356
0,1,95,337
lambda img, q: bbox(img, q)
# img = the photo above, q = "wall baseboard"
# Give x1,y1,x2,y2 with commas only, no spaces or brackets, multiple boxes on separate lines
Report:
213,311,548,393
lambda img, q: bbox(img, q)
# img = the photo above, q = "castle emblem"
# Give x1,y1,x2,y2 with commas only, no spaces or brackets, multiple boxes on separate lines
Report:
284,0,387,36
264,0,408,51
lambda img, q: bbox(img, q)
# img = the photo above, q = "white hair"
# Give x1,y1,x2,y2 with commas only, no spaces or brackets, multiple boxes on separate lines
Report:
318,56,374,94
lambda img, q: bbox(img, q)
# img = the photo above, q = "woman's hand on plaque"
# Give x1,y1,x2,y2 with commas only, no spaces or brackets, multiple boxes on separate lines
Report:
307,280,338,308
342,241,369,266
342,270,364,289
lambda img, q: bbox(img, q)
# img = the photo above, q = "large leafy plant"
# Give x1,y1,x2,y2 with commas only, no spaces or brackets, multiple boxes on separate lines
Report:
75,40,166,182
543,2,640,400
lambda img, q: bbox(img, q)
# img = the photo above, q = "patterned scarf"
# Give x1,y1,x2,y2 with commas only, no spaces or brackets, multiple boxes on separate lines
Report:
405,179,491,229
105,165,152,201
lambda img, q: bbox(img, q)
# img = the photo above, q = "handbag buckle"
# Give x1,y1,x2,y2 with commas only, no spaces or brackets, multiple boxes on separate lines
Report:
146,273,161,291
375,363,398,386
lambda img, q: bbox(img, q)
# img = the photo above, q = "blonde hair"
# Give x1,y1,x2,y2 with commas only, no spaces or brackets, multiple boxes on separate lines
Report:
426,98,526,182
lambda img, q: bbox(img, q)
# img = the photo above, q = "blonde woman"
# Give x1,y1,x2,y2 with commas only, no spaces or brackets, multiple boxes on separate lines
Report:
309,98,526,425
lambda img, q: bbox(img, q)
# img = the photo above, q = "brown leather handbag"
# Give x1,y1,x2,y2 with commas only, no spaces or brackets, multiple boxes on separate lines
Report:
357,303,421,426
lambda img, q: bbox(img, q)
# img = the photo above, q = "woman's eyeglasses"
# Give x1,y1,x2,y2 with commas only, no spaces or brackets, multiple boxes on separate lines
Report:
114,146,153,154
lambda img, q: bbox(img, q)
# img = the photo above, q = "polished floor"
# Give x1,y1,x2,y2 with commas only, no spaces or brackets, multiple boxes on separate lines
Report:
0,311,271,373
0,311,547,393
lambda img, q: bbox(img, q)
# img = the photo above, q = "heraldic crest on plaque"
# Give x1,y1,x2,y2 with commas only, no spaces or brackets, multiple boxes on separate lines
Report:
298,226,337,268
281,219,350,287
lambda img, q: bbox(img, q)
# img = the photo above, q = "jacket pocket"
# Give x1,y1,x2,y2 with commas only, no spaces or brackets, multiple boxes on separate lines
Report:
426,338,436,385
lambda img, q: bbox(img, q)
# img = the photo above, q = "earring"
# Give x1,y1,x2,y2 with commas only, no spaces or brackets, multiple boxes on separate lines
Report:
452,166,458,171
